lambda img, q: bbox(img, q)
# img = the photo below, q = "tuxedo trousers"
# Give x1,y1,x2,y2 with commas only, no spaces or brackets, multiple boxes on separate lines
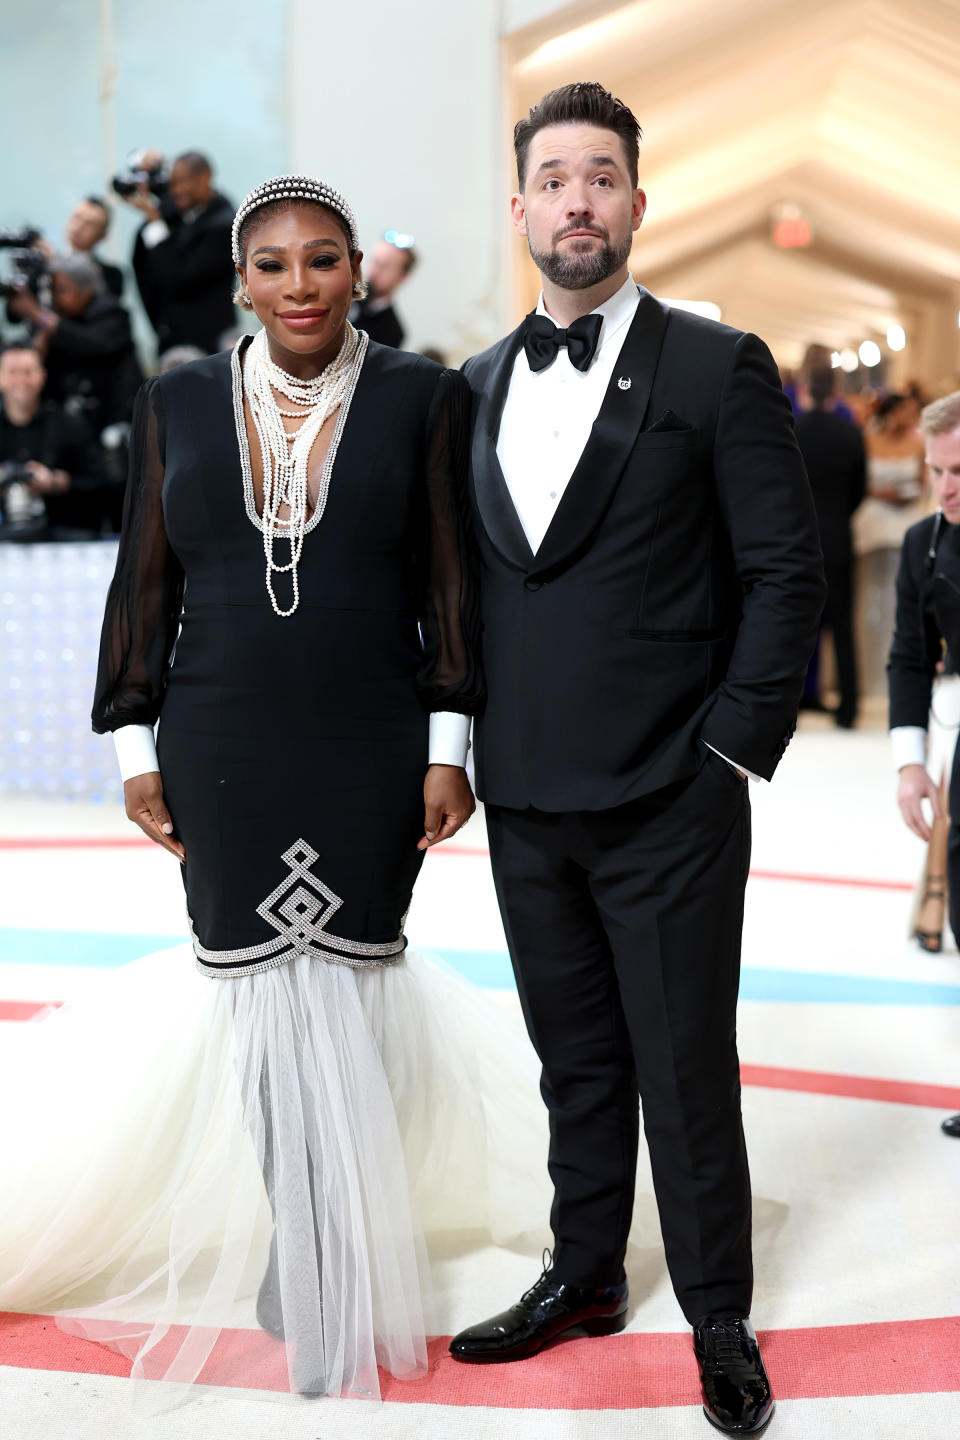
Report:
485,748,753,1324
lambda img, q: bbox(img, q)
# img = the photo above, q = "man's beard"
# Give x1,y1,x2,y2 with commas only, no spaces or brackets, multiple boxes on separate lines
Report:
528,225,633,291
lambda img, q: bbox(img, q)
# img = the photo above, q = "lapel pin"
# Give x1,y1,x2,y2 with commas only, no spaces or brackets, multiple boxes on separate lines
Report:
617,376,632,391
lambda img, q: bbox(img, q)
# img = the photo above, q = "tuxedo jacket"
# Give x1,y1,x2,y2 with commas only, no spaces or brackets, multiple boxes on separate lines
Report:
462,287,826,811
133,193,235,356
888,513,959,730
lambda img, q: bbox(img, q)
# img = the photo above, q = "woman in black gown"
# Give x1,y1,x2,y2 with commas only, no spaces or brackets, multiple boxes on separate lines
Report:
0,177,497,1404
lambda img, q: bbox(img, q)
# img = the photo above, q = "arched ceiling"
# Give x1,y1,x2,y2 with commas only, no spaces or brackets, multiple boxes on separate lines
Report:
507,0,960,375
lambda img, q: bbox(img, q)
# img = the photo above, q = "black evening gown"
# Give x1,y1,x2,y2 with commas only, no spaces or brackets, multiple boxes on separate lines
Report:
94,335,481,973
0,336,551,1407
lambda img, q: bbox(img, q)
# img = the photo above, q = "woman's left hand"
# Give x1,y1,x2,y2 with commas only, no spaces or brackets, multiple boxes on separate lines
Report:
418,764,476,850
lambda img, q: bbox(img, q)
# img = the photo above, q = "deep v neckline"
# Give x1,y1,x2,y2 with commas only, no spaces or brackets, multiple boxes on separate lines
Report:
230,331,369,536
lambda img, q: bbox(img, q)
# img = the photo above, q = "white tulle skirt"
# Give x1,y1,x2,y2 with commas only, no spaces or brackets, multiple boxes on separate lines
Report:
0,944,547,1406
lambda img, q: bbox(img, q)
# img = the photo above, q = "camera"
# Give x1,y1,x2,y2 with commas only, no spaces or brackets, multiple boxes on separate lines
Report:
111,150,170,200
0,227,49,301
0,461,45,534
0,460,34,490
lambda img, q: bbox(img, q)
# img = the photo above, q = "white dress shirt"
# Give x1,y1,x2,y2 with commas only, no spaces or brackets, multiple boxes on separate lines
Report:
497,275,640,554
495,274,758,783
890,727,928,772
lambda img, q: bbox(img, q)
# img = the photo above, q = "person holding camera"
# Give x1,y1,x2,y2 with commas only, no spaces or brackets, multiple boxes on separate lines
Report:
65,197,124,299
0,342,105,536
10,254,142,439
124,150,234,356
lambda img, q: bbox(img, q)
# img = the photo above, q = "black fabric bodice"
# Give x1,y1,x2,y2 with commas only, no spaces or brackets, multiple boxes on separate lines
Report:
92,337,481,735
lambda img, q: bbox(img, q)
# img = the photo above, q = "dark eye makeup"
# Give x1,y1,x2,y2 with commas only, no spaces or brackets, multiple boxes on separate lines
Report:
253,255,339,272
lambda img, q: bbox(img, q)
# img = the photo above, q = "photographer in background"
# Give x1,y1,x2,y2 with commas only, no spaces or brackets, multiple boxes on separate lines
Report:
0,343,105,538
349,230,417,348
64,197,124,299
10,254,142,439
124,149,234,355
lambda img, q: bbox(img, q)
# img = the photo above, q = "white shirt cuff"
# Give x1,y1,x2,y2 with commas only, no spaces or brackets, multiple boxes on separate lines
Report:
428,712,471,767
113,724,159,782
703,741,763,784
891,726,928,772
141,219,170,249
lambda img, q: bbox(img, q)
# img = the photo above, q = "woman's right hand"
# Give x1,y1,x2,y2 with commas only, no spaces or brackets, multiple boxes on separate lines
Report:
123,772,186,861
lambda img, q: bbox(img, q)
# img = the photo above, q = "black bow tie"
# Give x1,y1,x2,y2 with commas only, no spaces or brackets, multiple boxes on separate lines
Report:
522,312,603,374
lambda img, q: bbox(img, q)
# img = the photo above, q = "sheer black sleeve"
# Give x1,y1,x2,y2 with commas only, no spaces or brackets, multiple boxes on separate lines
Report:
91,377,185,733
416,368,484,715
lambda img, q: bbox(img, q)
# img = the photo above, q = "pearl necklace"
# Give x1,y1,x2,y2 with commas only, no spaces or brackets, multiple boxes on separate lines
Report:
242,324,362,616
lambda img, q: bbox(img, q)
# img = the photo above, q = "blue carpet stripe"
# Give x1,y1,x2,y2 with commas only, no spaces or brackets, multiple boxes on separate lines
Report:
2,929,960,1005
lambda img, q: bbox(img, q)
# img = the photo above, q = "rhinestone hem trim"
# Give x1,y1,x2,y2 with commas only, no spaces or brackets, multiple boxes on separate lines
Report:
189,836,407,978
191,926,407,979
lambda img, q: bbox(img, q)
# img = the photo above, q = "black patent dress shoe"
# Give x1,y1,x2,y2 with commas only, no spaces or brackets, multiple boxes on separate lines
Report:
942,1113,960,1137
693,1316,774,1435
449,1259,628,1363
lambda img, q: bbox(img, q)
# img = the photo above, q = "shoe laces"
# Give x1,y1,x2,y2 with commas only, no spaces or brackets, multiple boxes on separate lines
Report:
520,1248,555,1305
701,1318,749,1368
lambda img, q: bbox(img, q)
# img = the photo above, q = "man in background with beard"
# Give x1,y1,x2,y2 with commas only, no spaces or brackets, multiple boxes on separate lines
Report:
449,82,825,1437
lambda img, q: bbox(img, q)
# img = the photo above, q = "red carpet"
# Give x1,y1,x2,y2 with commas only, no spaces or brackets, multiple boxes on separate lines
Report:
2,1312,958,1406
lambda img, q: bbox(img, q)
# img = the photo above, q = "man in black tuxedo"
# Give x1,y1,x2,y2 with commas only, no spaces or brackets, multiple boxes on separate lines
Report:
449,83,825,1436
794,365,867,728
128,151,234,357
888,389,960,1140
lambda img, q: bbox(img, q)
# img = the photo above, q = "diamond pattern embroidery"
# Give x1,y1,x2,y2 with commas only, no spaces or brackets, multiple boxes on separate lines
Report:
256,840,343,951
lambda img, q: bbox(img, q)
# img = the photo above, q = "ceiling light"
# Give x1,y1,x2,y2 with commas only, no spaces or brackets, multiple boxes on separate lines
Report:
839,348,859,373
830,352,842,368
886,324,906,351
859,340,882,368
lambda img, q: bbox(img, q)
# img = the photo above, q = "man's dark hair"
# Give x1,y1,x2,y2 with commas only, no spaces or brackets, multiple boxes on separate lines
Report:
514,82,642,191
175,150,213,176
85,195,111,230
807,366,835,407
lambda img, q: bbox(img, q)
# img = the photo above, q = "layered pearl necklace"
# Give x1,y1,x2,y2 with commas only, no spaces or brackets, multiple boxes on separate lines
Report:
242,324,364,616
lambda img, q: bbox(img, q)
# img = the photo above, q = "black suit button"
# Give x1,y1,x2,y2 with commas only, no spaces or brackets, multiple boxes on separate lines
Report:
523,577,544,592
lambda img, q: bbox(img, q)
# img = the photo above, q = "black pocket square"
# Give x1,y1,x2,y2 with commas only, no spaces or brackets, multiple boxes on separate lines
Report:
647,409,693,434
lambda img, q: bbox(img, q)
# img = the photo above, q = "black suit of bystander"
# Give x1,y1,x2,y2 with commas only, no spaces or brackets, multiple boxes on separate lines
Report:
133,193,235,356
794,403,867,726
43,291,144,435
0,398,106,535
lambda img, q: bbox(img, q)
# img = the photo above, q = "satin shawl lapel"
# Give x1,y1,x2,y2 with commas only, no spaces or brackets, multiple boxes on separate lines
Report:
531,288,670,580
469,323,534,571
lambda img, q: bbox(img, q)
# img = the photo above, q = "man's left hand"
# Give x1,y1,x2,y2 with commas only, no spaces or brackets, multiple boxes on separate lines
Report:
7,286,42,322
8,287,57,334
419,764,476,849
26,462,69,494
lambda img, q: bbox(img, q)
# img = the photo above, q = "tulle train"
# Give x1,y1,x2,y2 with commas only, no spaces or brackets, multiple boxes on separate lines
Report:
0,944,547,1404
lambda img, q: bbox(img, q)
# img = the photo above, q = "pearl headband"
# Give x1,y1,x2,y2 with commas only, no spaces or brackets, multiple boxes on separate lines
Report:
231,175,360,265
